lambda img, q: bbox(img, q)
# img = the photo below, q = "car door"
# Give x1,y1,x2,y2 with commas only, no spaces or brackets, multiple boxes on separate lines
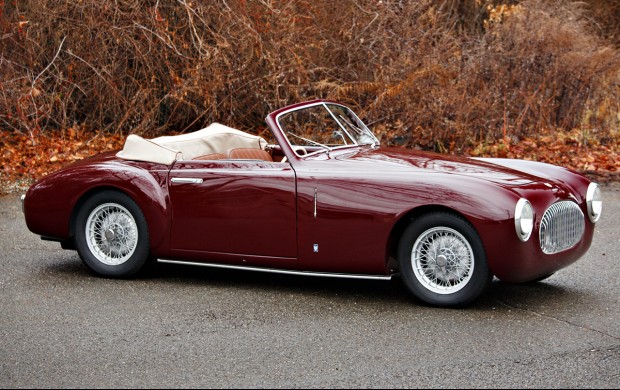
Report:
293,159,395,276
168,159,297,260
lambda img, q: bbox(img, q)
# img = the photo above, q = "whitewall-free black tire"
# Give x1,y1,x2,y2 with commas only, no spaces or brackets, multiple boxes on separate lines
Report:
75,190,150,278
398,212,491,307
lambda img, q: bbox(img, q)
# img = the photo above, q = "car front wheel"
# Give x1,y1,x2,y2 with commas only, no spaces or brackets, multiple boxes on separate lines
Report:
398,212,491,307
75,190,150,278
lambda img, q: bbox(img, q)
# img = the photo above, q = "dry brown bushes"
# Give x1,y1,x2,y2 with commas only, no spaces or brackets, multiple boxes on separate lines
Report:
463,0,620,147
1,0,619,152
585,0,620,46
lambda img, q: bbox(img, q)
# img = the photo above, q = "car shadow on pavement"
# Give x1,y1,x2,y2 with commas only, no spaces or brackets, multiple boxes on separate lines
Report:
41,256,410,303
41,255,588,310
146,260,411,302
477,278,592,311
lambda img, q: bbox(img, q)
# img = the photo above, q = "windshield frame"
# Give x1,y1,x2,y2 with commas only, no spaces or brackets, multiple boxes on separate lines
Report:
274,101,379,158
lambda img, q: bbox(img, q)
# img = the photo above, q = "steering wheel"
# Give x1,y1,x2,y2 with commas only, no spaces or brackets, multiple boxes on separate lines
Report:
281,146,308,164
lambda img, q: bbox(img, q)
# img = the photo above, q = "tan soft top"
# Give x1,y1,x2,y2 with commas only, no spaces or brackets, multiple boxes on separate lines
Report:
116,123,268,165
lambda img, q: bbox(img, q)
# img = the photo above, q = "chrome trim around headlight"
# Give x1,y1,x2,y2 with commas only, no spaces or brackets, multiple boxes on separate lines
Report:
586,183,602,223
515,198,534,242
20,194,25,214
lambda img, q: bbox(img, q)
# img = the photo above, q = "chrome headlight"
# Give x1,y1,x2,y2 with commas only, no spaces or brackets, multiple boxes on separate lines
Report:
515,198,534,242
586,183,602,223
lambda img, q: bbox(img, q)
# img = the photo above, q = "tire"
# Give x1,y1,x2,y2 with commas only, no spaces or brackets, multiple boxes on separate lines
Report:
75,190,150,278
397,212,492,308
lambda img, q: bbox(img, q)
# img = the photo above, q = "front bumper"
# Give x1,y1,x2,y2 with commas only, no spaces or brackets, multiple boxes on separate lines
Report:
20,194,25,213
481,215,595,283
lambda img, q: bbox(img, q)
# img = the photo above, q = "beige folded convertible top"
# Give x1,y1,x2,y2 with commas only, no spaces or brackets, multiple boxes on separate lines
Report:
116,123,268,165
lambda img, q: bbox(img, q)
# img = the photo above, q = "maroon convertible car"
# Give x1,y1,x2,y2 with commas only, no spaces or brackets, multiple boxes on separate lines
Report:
22,100,603,307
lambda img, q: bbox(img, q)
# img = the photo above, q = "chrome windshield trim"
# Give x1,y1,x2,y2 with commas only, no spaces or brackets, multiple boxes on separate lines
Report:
157,259,393,281
274,102,379,158
324,103,380,147
325,103,356,145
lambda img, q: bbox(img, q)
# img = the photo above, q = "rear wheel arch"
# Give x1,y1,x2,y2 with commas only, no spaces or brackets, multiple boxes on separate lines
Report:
68,183,169,252
70,187,138,238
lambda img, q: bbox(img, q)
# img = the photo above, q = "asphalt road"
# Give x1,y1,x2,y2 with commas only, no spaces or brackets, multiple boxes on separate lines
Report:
1,185,619,388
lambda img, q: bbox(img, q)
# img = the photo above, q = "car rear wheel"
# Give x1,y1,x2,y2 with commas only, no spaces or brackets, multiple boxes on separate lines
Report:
398,212,491,307
75,190,150,278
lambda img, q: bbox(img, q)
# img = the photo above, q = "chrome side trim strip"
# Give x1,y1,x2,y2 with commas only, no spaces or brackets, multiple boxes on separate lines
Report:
157,259,393,281
171,178,204,184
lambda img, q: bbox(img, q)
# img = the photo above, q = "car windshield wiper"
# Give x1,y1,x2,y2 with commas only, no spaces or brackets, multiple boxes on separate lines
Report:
287,132,332,153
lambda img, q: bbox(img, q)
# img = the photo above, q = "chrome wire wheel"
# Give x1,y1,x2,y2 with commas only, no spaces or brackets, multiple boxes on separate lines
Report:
411,227,475,295
85,203,139,266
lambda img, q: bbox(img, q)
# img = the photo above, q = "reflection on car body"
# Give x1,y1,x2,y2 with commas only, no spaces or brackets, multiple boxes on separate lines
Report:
21,100,603,307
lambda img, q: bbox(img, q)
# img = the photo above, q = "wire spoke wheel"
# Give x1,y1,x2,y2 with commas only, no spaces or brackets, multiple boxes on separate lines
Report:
398,213,491,307
76,191,150,278
85,203,139,266
412,227,474,295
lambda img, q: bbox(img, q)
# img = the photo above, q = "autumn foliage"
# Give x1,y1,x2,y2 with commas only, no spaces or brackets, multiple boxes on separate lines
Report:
1,0,619,192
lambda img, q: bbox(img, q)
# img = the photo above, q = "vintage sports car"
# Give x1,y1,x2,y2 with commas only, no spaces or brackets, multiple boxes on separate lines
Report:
22,100,603,307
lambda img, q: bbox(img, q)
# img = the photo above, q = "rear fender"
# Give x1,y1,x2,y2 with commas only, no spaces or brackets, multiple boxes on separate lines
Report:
25,161,171,253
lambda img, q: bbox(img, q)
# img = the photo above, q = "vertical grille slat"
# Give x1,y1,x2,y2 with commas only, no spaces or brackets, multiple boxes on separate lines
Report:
539,201,585,255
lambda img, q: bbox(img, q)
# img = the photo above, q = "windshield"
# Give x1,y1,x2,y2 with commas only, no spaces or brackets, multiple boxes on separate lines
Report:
277,103,378,156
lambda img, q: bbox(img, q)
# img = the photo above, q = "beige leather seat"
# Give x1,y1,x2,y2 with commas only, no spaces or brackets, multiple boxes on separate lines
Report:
192,153,226,161
227,148,273,162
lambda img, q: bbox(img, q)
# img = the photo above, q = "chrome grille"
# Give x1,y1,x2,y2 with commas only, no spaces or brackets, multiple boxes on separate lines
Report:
539,201,585,255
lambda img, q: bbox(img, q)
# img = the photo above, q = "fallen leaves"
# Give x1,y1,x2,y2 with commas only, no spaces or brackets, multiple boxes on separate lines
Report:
1,126,618,195
468,128,619,182
0,128,125,194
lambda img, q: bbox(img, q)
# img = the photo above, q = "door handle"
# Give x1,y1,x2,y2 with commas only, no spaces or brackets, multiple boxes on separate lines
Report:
314,188,318,218
171,178,204,184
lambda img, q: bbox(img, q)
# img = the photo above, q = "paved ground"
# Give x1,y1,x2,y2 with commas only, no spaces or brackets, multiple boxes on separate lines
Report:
1,185,619,388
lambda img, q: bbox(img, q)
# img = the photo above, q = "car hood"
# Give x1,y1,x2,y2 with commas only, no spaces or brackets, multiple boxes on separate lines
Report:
335,147,566,194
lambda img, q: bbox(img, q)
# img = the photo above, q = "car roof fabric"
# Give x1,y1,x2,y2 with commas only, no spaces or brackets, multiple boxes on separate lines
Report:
116,123,268,165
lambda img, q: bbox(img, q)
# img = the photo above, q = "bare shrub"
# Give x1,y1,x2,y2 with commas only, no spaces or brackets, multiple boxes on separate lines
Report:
464,1,620,141
584,0,620,46
0,0,618,152
367,0,620,150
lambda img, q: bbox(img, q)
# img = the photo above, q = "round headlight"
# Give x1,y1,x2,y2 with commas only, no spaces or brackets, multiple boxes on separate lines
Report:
515,198,534,242
586,183,602,223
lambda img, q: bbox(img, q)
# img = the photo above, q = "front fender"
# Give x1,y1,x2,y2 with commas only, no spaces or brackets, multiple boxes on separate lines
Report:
476,158,592,197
